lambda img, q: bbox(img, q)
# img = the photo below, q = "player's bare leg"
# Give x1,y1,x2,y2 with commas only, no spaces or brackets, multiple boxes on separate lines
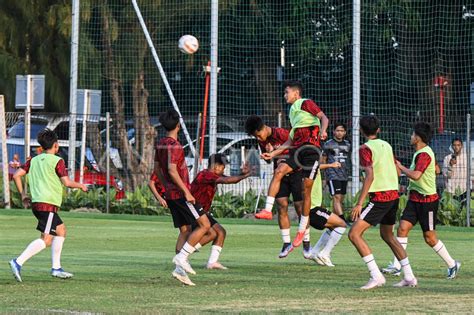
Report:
293,178,314,247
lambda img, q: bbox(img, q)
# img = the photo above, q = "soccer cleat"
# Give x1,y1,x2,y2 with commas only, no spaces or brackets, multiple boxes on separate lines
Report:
51,268,74,279
360,276,386,290
292,231,305,248
311,255,325,266
9,259,22,282
303,249,313,260
278,243,294,258
381,262,401,276
393,277,418,288
172,255,196,275
447,261,461,280
316,254,335,267
206,262,228,270
172,267,195,286
255,209,273,220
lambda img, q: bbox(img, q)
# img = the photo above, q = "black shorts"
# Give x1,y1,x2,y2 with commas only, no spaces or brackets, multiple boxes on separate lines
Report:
309,207,331,230
284,145,321,180
276,171,303,202
328,180,348,196
32,210,63,236
167,198,206,228
401,200,438,232
359,199,399,226
192,213,218,230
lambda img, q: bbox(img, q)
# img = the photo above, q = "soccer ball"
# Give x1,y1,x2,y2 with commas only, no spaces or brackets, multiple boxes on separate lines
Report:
178,35,199,54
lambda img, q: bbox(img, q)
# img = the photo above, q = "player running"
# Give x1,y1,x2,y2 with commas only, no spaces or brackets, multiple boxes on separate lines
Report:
9,129,88,282
382,122,461,279
256,80,329,250
245,115,307,258
348,115,417,290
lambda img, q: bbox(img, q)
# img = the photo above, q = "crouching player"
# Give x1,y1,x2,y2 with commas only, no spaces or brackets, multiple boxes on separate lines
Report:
190,154,251,269
9,129,88,282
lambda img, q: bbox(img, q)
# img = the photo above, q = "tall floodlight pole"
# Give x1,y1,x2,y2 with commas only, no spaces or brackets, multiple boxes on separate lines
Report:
351,0,361,196
209,0,219,154
68,0,80,179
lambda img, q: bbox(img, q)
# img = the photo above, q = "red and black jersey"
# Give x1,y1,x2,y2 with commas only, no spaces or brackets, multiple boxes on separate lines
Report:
257,127,290,169
359,145,399,202
21,158,67,212
155,137,190,200
190,169,220,212
292,99,322,148
150,172,166,197
409,152,439,203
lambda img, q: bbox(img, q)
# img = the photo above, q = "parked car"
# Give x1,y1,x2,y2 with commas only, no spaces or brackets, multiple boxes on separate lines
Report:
74,169,125,200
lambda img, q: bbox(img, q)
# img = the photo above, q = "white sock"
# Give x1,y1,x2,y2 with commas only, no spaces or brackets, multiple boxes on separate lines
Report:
280,229,291,243
432,240,456,268
51,236,65,269
399,257,415,281
207,245,222,265
392,237,408,269
298,215,309,232
177,242,196,260
319,227,346,257
303,228,311,242
264,196,275,211
311,230,331,256
362,254,383,279
16,239,47,266
194,243,202,250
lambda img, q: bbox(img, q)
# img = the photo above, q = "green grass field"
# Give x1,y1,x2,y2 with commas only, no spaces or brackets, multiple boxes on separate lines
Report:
0,209,472,314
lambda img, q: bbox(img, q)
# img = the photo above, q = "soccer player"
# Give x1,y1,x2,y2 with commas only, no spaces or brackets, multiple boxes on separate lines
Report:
257,80,329,250
9,129,88,282
348,115,417,290
382,122,461,279
244,115,307,258
190,153,251,269
155,109,211,279
307,164,347,267
323,122,351,222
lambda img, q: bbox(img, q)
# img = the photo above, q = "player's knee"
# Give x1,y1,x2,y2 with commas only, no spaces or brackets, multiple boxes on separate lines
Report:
423,234,437,247
42,237,53,247
348,229,359,244
274,168,286,180
218,227,227,238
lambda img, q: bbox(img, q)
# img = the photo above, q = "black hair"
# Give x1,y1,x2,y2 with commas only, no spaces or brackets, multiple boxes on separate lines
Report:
245,115,265,136
159,109,180,131
413,122,432,144
451,137,463,145
359,115,379,136
333,122,347,131
284,80,303,95
208,153,228,166
37,128,58,150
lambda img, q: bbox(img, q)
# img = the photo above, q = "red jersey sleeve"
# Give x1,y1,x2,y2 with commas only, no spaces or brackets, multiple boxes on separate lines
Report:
20,159,31,174
414,152,431,174
55,159,68,178
359,145,373,167
301,99,322,116
150,172,158,182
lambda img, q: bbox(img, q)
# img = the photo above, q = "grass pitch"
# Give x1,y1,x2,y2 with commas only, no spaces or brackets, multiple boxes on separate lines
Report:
0,209,472,314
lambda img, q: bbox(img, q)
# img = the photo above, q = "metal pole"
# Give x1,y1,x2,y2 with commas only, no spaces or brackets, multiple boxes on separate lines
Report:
278,112,282,128
193,113,202,179
466,113,471,227
68,0,80,179
24,76,32,163
351,0,361,197
0,96,10,208
79,90,88,184
106,112,110,214
209,0,219,155
131,0,196,157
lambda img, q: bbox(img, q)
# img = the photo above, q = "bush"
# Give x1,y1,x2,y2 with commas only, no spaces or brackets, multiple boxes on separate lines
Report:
211,190,264,218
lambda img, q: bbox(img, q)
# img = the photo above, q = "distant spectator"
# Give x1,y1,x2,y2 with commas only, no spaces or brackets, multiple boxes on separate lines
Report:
8,154,21,180
442,138,469,203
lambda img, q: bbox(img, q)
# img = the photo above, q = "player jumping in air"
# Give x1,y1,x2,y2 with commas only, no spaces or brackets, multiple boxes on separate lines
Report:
245,115,307,258
256,80,329,250
9,129,88,282
348,115,417,290
382,122,461,279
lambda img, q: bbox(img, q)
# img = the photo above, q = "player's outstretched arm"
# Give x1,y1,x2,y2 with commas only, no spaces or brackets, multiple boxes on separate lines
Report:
395,160,422,180
216,163,252,185
60,176,88,192
262,138,293,161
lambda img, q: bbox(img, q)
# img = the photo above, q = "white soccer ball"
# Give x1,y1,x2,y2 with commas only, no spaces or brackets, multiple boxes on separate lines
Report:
178,35,199,55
